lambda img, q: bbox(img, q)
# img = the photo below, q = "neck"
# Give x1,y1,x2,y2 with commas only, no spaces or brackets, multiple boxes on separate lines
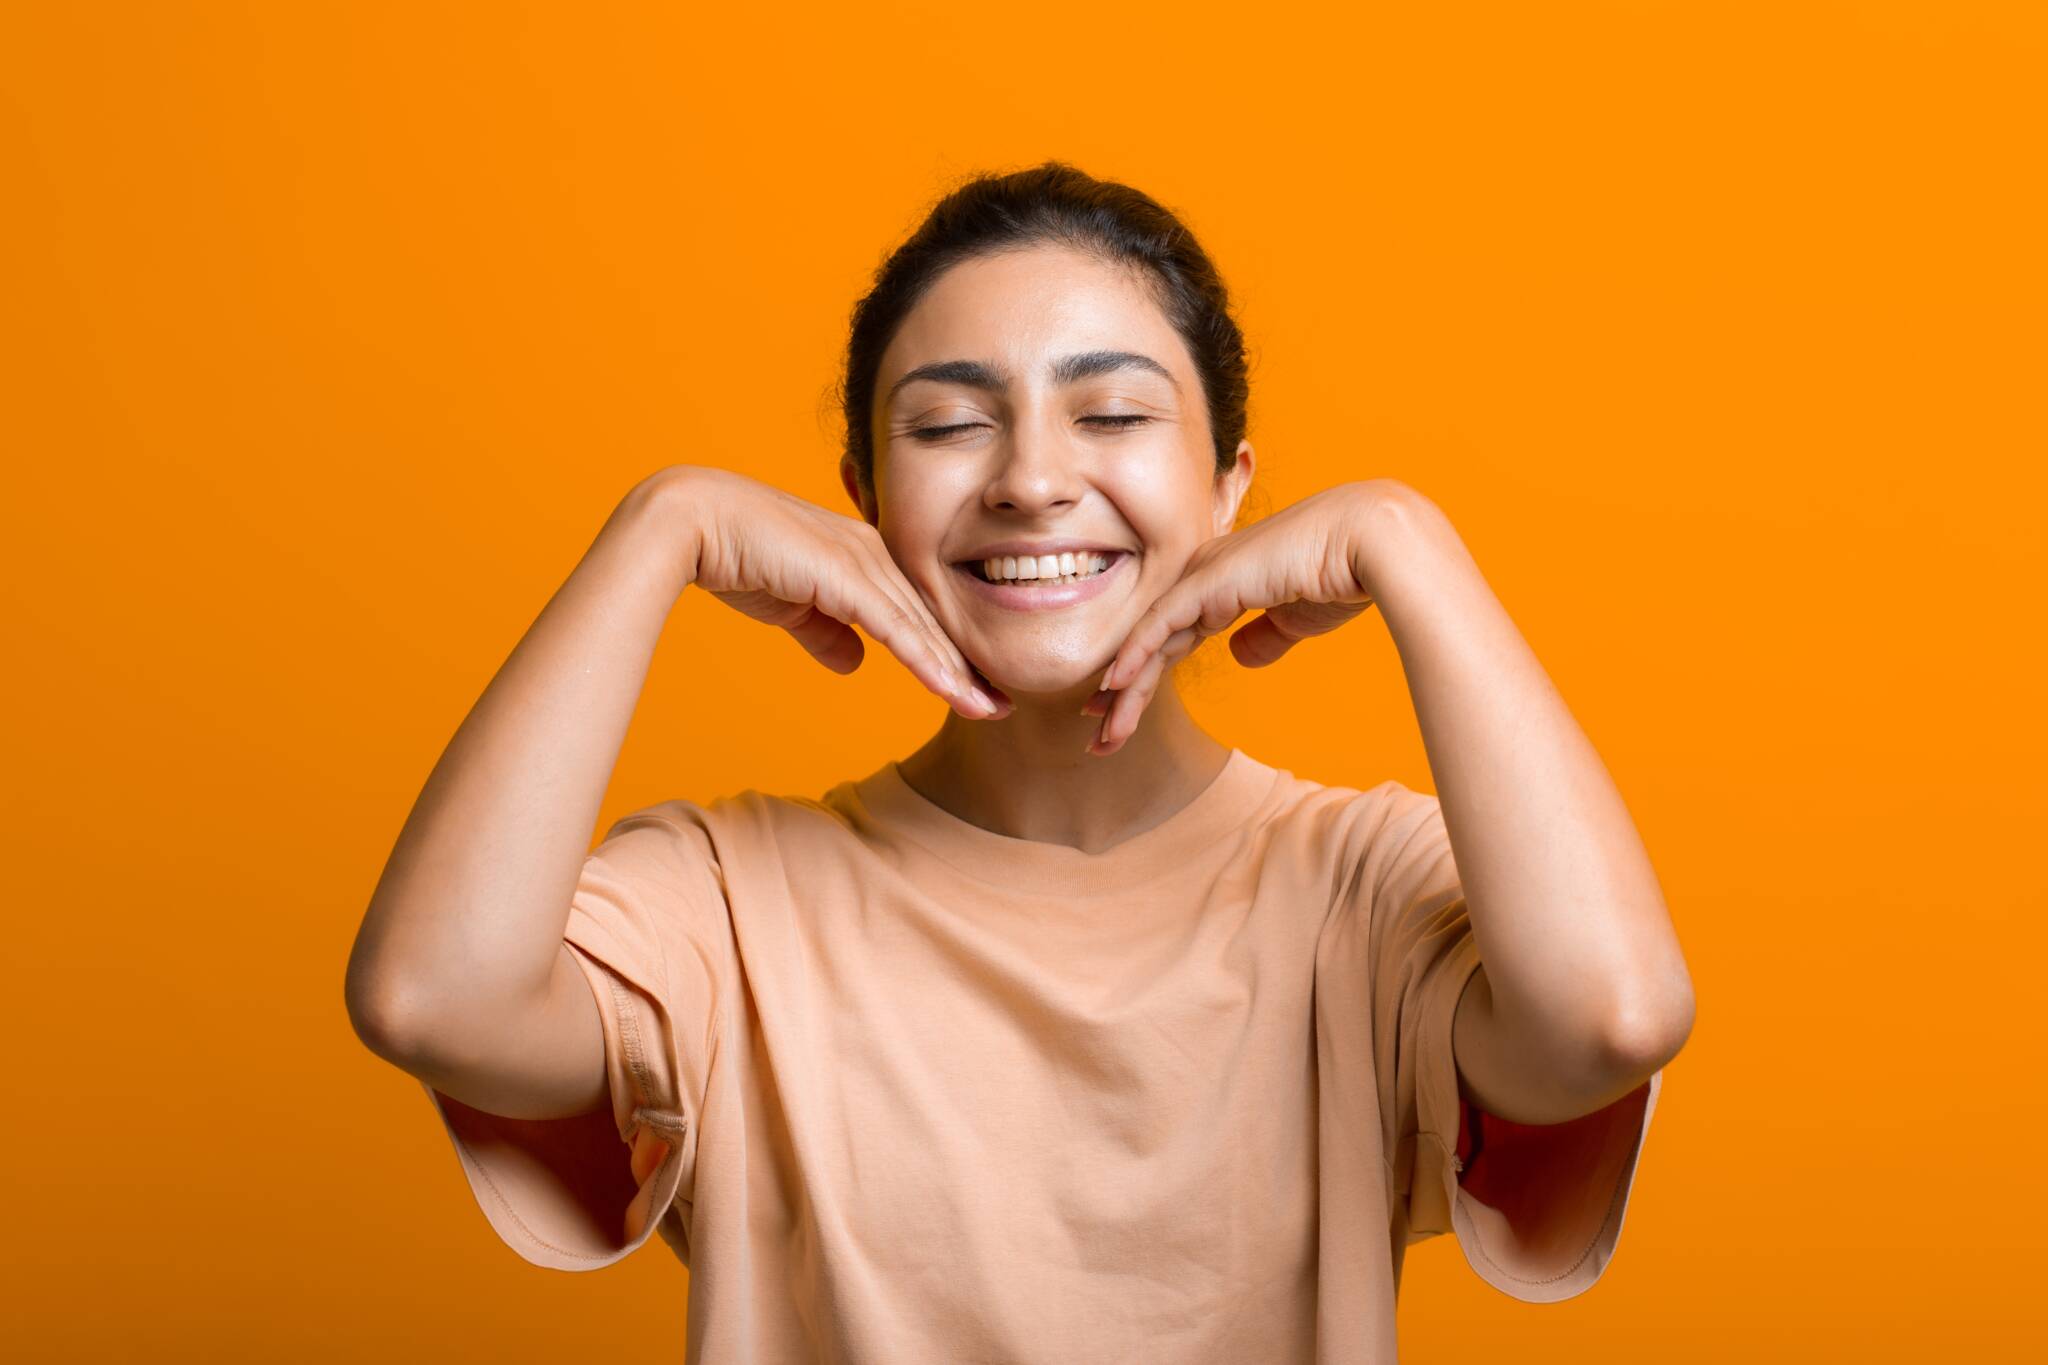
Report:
896,677,1231,854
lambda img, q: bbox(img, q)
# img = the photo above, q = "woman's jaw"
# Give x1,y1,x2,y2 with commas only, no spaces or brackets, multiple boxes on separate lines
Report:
939,549,1147,707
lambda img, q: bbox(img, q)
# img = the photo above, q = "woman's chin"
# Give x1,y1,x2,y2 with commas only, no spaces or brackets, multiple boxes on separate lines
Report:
967,653,1109,703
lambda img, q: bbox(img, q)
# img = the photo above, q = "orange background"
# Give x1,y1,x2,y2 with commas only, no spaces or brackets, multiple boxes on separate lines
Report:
5,2,2042,1358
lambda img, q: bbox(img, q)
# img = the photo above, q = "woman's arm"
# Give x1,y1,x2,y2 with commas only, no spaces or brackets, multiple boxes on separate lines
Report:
343,471,704,1122
344,464,990,1125
1358,486,1695,1124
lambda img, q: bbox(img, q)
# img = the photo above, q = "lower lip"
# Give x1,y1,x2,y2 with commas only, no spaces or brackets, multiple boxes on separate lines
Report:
953,552,1129,611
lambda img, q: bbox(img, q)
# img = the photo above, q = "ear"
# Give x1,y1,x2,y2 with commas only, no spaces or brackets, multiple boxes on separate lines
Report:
1213,440,1256,535
839,453,878,526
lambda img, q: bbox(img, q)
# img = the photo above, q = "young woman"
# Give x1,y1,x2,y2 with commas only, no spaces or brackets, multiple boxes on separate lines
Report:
347,162,1693,1363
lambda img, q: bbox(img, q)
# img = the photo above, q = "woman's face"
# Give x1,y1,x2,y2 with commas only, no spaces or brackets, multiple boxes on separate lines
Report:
851,244,1253,701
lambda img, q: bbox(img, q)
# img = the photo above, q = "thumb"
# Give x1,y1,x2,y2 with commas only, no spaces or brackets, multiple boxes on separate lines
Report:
1229,600,1364,668
1227,611,1301,668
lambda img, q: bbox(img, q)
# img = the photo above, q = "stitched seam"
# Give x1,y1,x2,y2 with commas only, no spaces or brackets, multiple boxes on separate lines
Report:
590,812,689,1130
1405,946,1473,1233
608,973,657,1132
585,801,717,1233
633,1107,689,1137
610,975,696,1147
444,807,706,1265
1367,786,1458,1212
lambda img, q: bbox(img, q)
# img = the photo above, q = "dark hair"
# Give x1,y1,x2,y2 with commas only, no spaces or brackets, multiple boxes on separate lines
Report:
837,160,1252,503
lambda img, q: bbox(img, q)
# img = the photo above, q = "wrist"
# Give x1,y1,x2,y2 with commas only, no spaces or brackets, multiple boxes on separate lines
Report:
616,465,709,596
1344,480,1442,597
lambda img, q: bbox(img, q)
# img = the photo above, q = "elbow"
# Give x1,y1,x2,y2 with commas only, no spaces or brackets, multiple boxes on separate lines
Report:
344,946,435,1067
1600,971,1696,1078
345,977,414,1066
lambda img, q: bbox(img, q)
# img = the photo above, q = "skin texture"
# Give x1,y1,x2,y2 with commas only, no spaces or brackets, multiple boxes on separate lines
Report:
345,242,1692,1142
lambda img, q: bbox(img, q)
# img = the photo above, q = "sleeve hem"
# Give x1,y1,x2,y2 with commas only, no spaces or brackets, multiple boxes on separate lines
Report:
1412,933,1664,1302
420,1078,690,1272
1434,1066,1663,1302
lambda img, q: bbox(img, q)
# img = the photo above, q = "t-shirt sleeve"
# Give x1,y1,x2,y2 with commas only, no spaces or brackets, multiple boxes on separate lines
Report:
418,801,732,1271
1365,782,1662,1302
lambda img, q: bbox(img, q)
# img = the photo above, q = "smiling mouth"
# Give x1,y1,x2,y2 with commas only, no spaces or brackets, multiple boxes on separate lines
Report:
956,550,1125,585
947,550,1131,611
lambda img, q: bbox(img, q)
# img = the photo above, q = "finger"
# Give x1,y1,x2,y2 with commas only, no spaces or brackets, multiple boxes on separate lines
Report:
1101,595,1182,693
847,540,998,718
1227,610,1302,668
1230,598,1373,668
850,539,964,680
830,556,998,717
1107,569,1254,694
1093,624,1203,755
1090,639,1179,754
962,657,1015,716
843,539,956,679
895,586,1009,718
812,562,963,703
1102,579,1204,693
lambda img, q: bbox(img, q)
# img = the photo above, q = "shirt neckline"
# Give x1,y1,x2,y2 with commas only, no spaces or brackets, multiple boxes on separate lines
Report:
845,747,1282,896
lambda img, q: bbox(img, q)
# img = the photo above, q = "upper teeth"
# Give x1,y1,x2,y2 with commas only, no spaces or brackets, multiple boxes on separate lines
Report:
981,551,1110,583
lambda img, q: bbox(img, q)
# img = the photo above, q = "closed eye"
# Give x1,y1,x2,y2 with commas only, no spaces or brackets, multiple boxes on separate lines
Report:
908,414,1153,442
908,421,985,441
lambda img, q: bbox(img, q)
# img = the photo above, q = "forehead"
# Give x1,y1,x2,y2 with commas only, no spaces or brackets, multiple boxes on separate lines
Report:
878,245,1191,394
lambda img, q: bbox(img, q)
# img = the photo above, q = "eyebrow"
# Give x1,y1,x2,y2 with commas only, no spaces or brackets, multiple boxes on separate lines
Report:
885,349,1181,404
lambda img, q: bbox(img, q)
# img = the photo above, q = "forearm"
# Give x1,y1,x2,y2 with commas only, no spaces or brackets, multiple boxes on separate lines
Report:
1355,488,1694,1070
344,470,703,1055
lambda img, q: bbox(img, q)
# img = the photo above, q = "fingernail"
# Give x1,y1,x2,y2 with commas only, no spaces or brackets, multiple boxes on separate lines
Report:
967,686,998,715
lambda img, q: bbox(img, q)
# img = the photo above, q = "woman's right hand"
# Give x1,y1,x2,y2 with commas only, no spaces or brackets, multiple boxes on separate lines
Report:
655,464,1009,719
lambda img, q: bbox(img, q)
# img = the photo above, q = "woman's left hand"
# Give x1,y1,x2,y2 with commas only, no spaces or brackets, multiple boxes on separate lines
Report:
1086,479,1406,756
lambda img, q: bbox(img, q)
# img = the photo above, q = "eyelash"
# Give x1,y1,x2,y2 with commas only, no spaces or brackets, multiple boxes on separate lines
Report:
909,414,1152,442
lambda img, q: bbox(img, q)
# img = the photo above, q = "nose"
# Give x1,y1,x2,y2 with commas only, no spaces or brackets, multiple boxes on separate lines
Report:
982,410,1084,516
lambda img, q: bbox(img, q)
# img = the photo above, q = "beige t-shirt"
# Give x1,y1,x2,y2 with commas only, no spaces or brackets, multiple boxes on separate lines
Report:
422,748,1661,1362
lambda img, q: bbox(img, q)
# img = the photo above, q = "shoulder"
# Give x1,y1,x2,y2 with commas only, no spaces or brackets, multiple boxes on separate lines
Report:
1255,763,1441,861
597,783,866,869
572,787,855,958
1248,766,1458,941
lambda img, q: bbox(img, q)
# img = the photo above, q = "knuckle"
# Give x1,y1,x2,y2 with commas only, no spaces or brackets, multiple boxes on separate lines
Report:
889,606,926,645
875,598,912,635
